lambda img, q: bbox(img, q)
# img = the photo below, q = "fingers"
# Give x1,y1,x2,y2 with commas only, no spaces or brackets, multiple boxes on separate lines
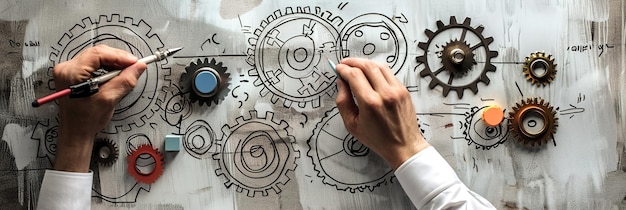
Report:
74,45,138,72
336,63,376,101
335,79,358,131
99,62,147,101
340,58,390,90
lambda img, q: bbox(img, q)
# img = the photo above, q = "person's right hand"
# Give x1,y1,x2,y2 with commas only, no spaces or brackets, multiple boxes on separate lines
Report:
53,44,147,172
335,58,430,169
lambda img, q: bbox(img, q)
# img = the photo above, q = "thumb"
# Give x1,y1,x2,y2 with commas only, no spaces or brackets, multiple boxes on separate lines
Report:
335,79,359,130
103,62,147,97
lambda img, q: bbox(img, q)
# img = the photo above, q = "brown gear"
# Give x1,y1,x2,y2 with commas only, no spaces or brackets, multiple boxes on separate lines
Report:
523,52,557,86
127,144,164,184
508,98,558,147
92,138,119,166
441,40,476,76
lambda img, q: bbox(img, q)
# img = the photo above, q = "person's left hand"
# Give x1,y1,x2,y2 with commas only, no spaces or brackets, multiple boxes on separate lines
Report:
53,44,147,172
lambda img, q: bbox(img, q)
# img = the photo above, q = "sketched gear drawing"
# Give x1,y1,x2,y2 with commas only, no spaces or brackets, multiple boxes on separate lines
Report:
180,58,231,106
48,14,170,133
508,98,558,147
523,52,557,86
307,107,393,192
462,106,509,150
213,111,299,197
246,6,343,108
92,138,119,166
416,17,498,98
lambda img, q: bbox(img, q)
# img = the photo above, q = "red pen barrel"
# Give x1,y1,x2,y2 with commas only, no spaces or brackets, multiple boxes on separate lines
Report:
32,88,71,107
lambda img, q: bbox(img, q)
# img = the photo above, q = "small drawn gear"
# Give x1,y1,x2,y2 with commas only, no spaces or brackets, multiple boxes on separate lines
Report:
508,98,558,147
416,17,499,98
48,14,171,133
462,106,509,150
213,111,299,197
180,58,231,106
308,107,393,192
246,6,342,108
523,52,557,86
92,138,119,166
127,144,164,184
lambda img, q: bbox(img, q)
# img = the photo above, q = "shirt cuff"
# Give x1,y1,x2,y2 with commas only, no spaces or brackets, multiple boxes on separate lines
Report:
394,146,462,208
37,170,92,210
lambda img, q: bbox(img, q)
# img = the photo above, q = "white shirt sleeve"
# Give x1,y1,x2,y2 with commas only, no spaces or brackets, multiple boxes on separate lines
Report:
395,147,496,210
37,170,92,210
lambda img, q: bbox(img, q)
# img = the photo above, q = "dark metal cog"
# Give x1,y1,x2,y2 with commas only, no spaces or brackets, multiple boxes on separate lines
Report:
181,58,231,106
416,16,499,98
92,138,119,166
508,98,558,147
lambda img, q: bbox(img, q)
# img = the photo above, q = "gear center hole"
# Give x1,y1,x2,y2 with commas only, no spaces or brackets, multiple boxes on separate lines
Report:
530,60,548,77
99,146,111,159
520,108,547,137
135,153,156,175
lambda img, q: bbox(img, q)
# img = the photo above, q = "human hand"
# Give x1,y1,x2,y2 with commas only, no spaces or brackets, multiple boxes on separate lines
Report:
335,58,430,169
53,44,147,172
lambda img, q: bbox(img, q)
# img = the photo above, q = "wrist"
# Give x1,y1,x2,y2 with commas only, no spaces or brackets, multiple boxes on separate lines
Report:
385,136,430,170
54,125,95,172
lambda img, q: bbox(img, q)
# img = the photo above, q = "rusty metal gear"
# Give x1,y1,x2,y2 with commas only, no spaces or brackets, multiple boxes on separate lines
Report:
127,144,164,184
523,52,557,86
416,16,499,98
181,58,231,107
92,138,119,166
508,98,558,147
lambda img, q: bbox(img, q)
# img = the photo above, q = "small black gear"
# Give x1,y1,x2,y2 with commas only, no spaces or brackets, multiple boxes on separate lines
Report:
416,16,499,98
508,98,558,147
92,138,119,166
181,58,231,106
523,52,557,86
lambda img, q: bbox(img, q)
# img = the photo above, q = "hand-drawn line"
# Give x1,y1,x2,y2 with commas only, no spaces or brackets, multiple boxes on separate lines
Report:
91,182,150,204
201,34,220,50
48,14,170,134
213,111,299,197
180,58,231,107
462,106,508,150
416,17,498,98
559,104,585,119
30,119,58,165
406,85,419,92
183,120,217,159
308,107,393,193
515,82,523,97
158,84,192,127
392,13,408,23
340,13,407,75
337,2,348,10
246,6,342,109
173,54,247,58
481,98,495,101
238,14,252,34
300,113,308,127
577,93,586,103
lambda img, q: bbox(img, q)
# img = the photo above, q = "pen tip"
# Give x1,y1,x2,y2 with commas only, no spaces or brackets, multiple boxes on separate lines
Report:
168,47,183,56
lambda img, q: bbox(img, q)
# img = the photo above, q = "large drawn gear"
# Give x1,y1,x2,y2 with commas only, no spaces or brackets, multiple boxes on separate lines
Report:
416,17,498,98
48,14,171,133
180,58,231,106
92,138,119,166
246,6,342,108
508,98,558,147
523,52,557,86
307,107,393,192
127,144,164,184
213,111,299,197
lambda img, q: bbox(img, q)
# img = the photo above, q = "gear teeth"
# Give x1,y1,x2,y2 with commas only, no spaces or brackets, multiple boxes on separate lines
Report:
425,29,435,38
475,25,485,34
508,97,558,147
462,17,471,25
449,16,458,25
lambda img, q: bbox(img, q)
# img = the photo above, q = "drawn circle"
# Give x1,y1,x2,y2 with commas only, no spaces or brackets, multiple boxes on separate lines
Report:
126,133,152,156
340,13,407,75
248,7,341,108
308,107,392,192
214,111,298,197
463,106,508,150
49,15,168,133
44,126,58,155
183,120,216,159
